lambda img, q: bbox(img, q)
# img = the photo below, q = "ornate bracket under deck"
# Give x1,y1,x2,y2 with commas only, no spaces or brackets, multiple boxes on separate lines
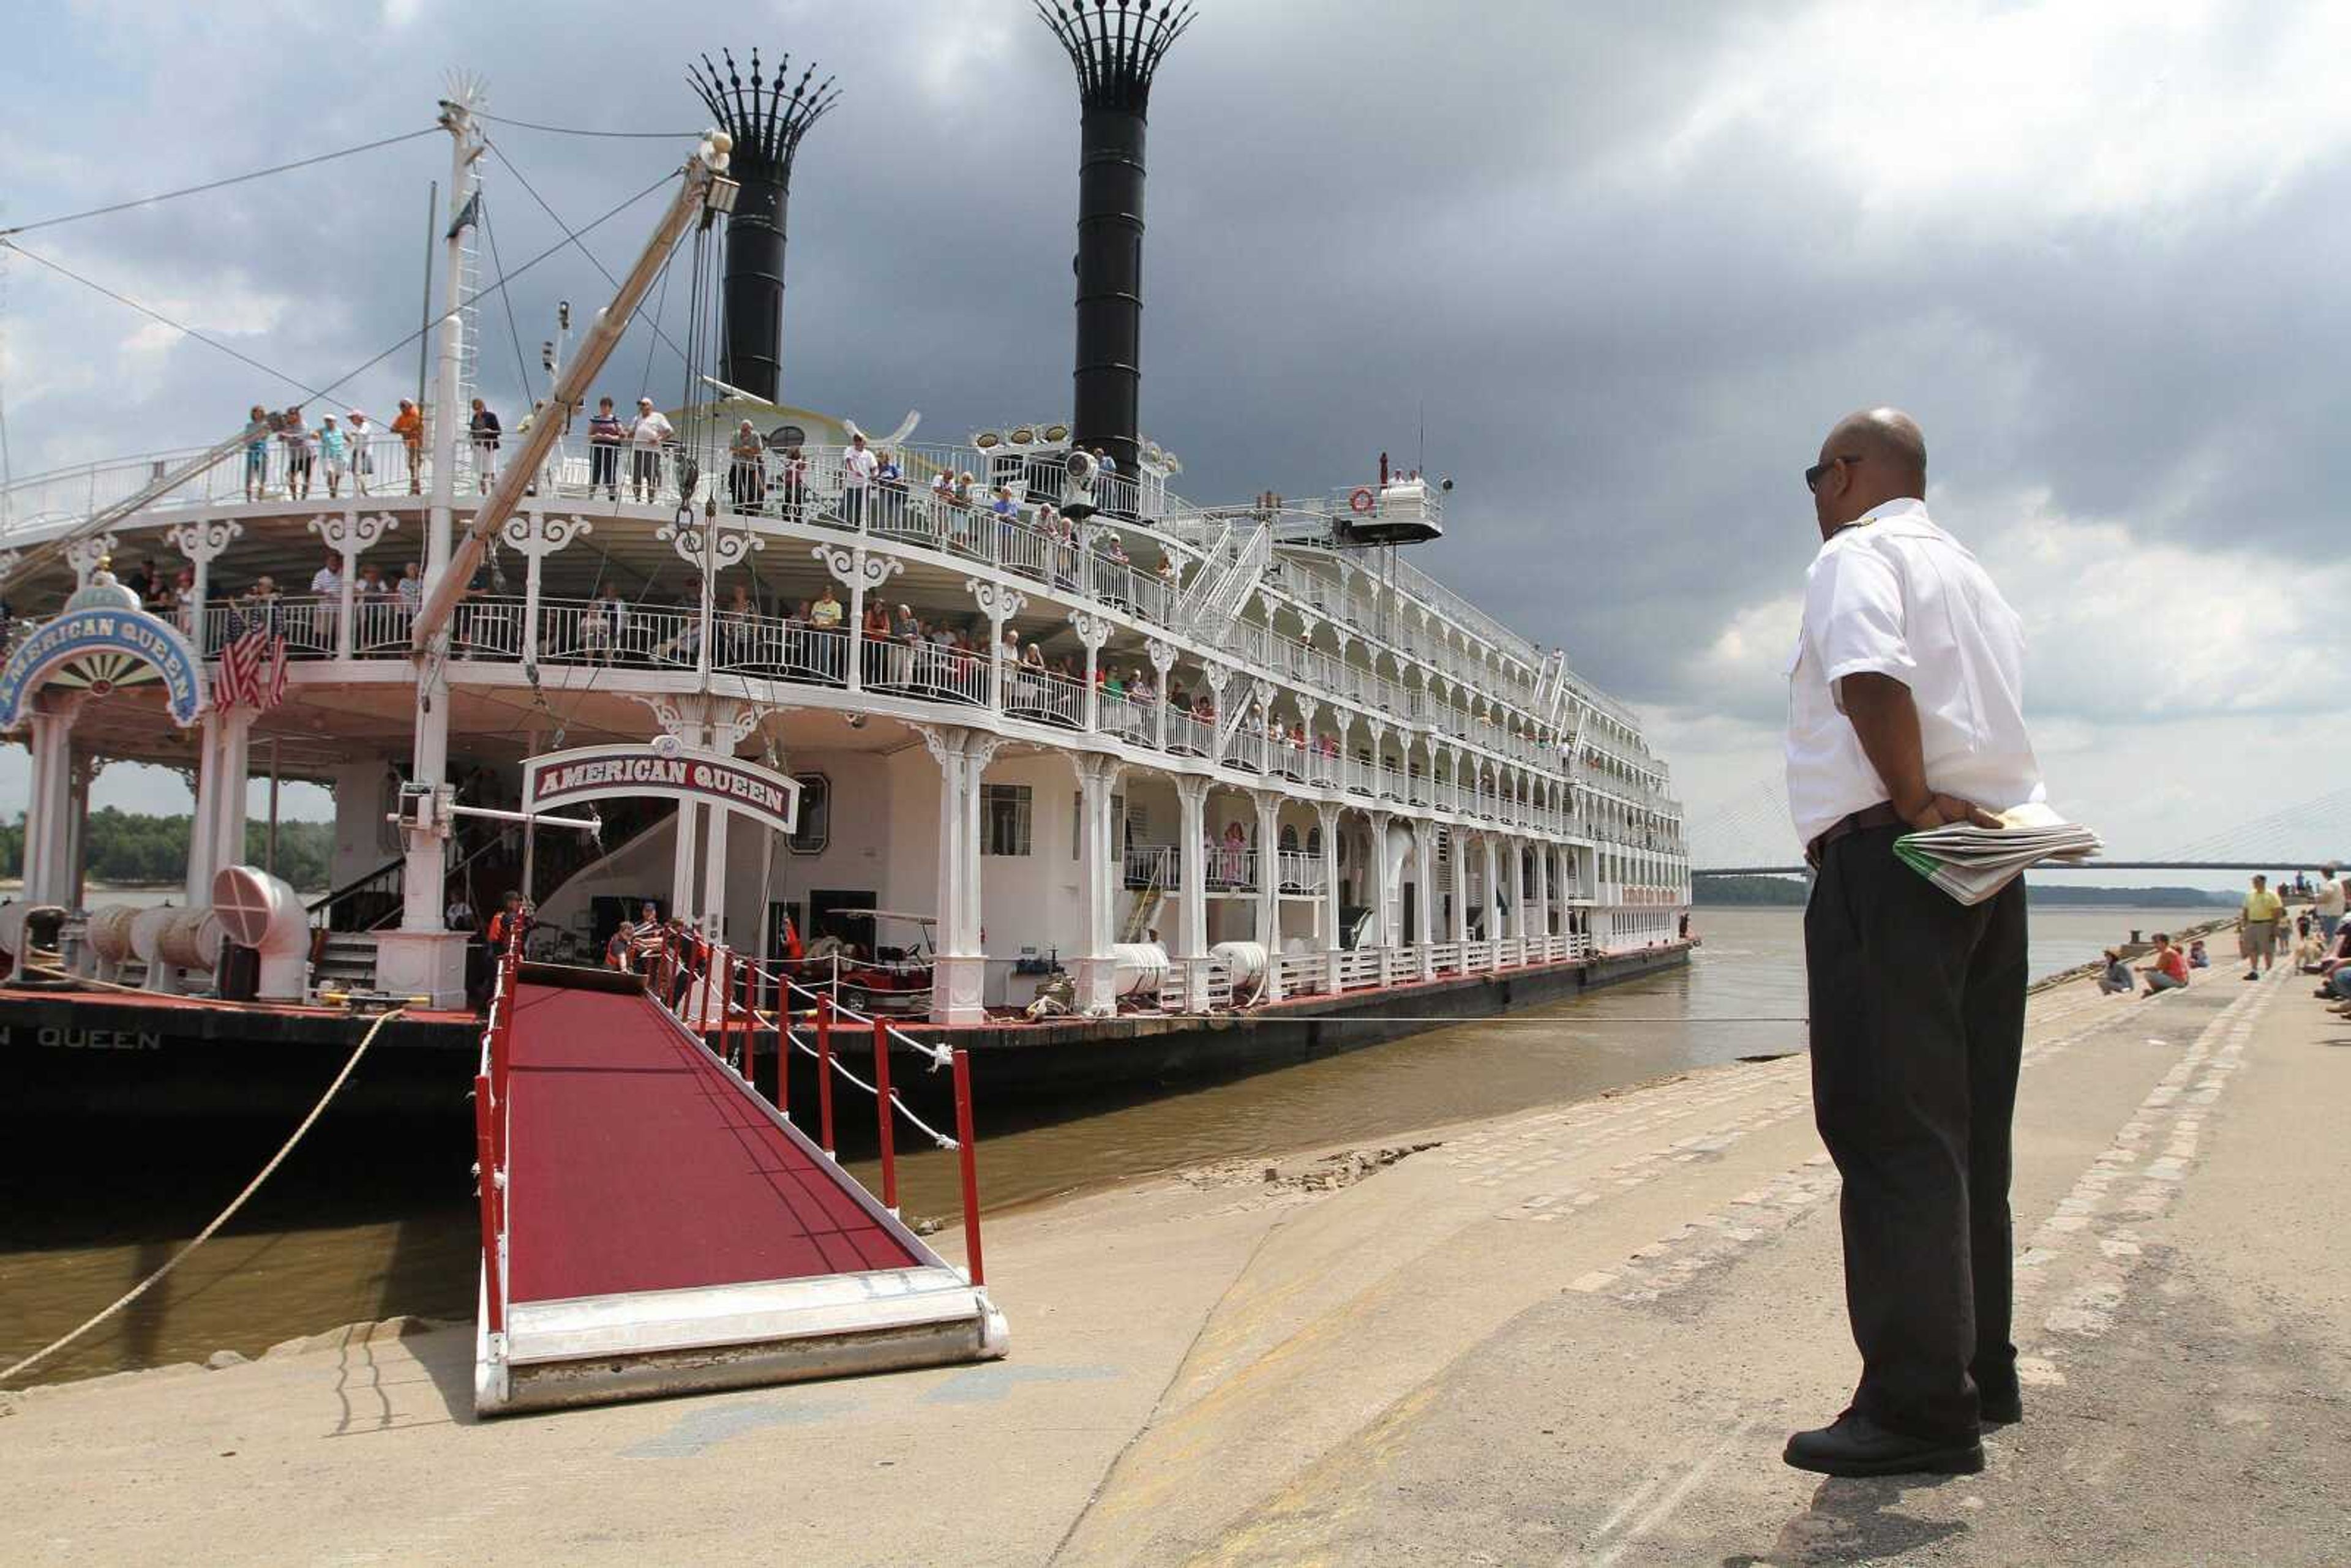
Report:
1067,609,1112,652
812,542,901,592
662,515,765,570
500,511,593,558
966,577,1026,623
307,509,400,555
166,517,242,564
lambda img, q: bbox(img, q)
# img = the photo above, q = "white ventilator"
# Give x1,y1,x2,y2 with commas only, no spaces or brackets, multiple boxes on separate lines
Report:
212,866,310,1001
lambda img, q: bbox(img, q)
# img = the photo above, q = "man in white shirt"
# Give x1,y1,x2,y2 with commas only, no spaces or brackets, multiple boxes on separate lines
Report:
629,398,673,503
1781,408,2038,1480
840,432,878,526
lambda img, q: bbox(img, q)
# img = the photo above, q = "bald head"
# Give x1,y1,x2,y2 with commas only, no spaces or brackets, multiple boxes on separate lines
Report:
1811,407,1927,533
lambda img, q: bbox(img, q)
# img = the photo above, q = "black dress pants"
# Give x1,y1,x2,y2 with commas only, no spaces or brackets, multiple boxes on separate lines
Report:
1804,823,2027,1441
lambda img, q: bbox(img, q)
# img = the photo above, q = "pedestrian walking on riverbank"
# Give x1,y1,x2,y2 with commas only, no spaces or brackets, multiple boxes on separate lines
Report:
1783,407,2040,1479
2238,874,2283,980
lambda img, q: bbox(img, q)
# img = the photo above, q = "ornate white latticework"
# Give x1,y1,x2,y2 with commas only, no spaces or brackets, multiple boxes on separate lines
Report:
307,510,400,555
965,578,1026,623
166,517,242,564
812,542,901,591
500,511,593,558
660,514,765,570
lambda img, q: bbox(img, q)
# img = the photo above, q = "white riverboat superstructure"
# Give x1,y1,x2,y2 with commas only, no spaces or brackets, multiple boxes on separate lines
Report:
0,59,1689,1040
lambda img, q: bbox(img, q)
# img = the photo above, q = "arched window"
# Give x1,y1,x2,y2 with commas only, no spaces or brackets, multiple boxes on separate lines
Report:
1279,824,1299,853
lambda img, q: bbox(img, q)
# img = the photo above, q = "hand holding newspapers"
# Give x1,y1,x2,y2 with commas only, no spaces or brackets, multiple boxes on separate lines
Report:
1893,801,2100,906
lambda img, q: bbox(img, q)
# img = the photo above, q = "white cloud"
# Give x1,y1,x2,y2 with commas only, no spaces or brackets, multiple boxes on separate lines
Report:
1644,0,2351,229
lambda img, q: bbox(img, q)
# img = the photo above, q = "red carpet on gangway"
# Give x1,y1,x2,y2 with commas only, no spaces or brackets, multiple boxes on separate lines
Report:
503,983,918,1304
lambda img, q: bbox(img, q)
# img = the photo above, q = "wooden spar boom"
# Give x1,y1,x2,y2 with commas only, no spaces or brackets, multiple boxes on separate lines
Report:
408,140,736,653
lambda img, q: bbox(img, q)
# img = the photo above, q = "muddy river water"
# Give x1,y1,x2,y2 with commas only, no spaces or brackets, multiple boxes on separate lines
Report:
0,905,2212,1386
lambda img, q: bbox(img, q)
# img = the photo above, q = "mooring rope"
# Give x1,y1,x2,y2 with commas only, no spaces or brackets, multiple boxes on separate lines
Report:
0,1006,408,1388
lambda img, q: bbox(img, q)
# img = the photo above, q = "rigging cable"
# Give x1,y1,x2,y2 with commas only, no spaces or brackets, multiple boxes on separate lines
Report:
0,168,679,459
475,112,700,140
484,138,691,375
476,192,538,409
0,127,442,240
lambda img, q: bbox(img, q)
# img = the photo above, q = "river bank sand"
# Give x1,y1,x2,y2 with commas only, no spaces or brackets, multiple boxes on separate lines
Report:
4,962,2345,1565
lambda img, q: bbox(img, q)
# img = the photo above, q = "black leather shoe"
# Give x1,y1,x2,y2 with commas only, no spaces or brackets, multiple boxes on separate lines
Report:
1783,1412,1984,1477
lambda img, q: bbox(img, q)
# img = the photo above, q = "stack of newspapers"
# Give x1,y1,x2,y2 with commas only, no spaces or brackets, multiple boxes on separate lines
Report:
1893,802,2101,905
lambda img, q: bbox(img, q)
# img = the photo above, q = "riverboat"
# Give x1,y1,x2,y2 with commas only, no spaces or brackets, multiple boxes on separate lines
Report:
0,34,1692,1130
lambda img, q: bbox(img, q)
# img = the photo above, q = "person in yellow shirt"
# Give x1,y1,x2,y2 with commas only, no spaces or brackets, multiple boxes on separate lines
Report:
2237,873,2285,980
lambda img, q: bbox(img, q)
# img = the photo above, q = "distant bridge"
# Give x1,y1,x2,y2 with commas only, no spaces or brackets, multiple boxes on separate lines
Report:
1684,775,2351,885
1695,861,2344,878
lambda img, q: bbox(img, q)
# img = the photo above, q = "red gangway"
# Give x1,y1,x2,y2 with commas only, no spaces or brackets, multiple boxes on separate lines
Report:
470,934,1007,1416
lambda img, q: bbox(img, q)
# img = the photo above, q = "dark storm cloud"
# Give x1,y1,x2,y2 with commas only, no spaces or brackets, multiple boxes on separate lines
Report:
6,0,2346,732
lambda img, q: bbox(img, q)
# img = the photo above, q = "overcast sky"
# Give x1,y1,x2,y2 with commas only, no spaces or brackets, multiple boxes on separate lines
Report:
3,0,2347,871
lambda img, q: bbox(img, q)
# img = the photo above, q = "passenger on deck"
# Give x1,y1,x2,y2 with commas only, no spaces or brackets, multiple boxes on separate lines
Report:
242,405,272,500
587,397,626,500
2095,948,2133,995
392,399,424,493
468,399,500,494
2137,934,2188,996
345,410,375,494
280,407,314,500
2188,938,2210,969
317,415,348,498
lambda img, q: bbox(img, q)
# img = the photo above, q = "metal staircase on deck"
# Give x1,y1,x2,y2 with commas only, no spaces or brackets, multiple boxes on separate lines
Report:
1168,516,1273,646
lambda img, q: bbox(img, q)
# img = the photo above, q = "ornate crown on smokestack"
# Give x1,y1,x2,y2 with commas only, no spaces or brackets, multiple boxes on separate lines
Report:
687,48,840,405
1037,1,1196,481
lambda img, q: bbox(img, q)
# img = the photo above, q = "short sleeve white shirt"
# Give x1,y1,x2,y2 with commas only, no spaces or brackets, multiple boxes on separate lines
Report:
310,566,340,595
842,446,878,487
1784,497,2043,846
631,411,672,448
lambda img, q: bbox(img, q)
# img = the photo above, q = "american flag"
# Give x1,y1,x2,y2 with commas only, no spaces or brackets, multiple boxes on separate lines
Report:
217,607,288,711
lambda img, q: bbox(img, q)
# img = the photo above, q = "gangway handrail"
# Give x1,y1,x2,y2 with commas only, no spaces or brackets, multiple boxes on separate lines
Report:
640,934,989,1286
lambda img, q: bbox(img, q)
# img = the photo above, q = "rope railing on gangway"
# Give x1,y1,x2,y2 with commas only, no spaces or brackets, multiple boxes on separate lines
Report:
631,932,988,1286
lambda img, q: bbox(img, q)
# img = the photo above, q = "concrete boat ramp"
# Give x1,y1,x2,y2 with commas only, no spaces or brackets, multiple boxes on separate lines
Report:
4,966,2346,1564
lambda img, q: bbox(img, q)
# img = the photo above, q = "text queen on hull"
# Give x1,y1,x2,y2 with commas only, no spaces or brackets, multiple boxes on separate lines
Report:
0,20,1689,1048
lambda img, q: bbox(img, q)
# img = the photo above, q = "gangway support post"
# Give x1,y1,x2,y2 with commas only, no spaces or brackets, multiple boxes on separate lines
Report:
815,994,837,1158
872,1018,898,1214
473,1073,504,1334
954,1047,984,1287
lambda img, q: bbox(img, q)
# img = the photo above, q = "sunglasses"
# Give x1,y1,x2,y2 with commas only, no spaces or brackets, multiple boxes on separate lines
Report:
1804,454,1861,493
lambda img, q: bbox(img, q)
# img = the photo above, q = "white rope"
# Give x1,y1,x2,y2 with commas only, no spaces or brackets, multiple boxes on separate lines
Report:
767,1021,959,1151
0,1007,408,1387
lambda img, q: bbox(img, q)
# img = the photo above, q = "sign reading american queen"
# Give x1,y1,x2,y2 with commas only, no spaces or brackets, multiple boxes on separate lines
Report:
522,741,799,838
0,605,208,730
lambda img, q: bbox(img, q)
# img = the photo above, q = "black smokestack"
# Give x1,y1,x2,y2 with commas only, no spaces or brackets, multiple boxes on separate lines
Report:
1038,1,1194,479
689,48,839,405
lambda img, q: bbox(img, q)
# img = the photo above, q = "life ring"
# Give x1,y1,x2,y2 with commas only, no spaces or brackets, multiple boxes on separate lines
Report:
1348,487,1375,515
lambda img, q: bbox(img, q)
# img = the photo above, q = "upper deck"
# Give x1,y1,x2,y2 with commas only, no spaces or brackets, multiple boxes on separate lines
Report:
0,425,1684,855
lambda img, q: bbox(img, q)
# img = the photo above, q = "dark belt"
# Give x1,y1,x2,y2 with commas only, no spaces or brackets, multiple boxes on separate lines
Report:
1805,801,1907,870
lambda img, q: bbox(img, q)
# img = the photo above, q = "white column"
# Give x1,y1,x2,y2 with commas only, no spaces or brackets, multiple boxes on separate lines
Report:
922,727,998,1024
814,543,902,696
1317,800,1343,994
969,580,1026,715
1174,774,1211,1010
184,713,222,905
1534,841,1553,947
504,512,591,672
700,806,729,939
210,708,255,888
21,696,85,906
1073,753,1124,1016
1253,790,1283,1002
1072,610,1109,733
1411,819,1436,980
672,800,700,923
1481,834,1502,969
1147,639,1176,751
1449,828,1469,948
1367,808,1393,953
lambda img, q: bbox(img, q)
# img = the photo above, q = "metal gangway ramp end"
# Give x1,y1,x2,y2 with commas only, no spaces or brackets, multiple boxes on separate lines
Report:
469,947,1007,1418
